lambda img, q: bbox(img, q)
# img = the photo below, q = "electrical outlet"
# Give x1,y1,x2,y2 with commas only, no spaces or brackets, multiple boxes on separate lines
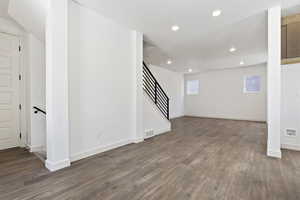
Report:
145,129,154,138
286,129,297,137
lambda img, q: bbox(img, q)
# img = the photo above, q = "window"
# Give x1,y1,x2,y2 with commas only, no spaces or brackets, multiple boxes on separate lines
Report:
186,80,199,95
244,75,261,93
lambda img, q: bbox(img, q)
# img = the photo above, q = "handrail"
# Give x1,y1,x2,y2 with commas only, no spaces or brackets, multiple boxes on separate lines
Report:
33,106,46,115
143,62,169,100
143,62,169,120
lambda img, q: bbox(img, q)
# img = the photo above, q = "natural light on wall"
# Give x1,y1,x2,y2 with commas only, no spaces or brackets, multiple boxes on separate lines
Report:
186,80,199,95
244,75,261,93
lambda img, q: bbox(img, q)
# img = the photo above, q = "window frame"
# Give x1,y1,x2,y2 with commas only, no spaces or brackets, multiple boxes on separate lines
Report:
243,75,261,94
186,79,200,95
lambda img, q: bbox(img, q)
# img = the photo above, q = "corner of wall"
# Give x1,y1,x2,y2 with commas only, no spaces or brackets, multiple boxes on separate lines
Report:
45,159,71,172
267,148,282,158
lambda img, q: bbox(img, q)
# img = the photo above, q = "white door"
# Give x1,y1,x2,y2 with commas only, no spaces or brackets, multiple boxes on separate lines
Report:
0,33,20,150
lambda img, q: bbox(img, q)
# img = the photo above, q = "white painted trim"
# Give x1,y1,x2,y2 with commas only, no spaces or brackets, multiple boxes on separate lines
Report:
170,115,184,120
281,144,300,151
29,145,45,152
156,127,171,135
70,139,133,162
45,159,70,172
144,127,171,140
19,36,27,148
133,138,144,144
184,115,266,123
267,149,282,158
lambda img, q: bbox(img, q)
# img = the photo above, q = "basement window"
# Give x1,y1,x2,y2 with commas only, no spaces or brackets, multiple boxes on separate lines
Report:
244,75,261,93
186,80,199,95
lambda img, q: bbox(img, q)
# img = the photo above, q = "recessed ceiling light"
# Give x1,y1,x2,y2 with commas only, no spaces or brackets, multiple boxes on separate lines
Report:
212,10,222,17
188,69,193,73
229,47,236,52
167,60,172,65
240,61,244,65
171,25,180,32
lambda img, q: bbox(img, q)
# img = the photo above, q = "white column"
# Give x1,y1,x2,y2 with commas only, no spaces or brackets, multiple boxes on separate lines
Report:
132,31,144,143
267,6,282,158
45,0,70,171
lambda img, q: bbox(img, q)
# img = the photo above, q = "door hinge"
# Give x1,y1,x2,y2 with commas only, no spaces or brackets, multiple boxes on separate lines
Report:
19,74,21,80
19,45,21,52
19,132,22,139
19,104,22,110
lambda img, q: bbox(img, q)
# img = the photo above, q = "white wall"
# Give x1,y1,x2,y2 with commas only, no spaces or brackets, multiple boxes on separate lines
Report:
143,93,171,137
69,1,142,161
27,34,46,151
281,63,300,151
148,65,184,119
185,64,267,121
142,65,182,138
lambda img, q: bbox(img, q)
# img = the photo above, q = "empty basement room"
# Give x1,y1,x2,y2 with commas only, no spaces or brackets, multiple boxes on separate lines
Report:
1,0,300,199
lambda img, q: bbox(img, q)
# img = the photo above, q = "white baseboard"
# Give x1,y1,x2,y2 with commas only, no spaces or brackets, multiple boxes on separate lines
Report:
144,126,171,139
281,143,300,151
45,159,71,172
70,139,133,162
132,138,144,143
267,149,282,158
156,127,171,135
185,115,266,123
29,145,45,153
170,115,184,120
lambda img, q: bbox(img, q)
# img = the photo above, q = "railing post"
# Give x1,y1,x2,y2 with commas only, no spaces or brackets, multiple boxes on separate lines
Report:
154,81,157,104
167,99,169,120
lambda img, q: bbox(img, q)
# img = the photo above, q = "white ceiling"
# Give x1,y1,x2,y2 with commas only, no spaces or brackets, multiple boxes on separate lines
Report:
76,0,300,72
1,0,299,72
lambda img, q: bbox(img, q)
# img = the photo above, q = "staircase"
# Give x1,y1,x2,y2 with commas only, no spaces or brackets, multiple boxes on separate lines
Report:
143,62,170,120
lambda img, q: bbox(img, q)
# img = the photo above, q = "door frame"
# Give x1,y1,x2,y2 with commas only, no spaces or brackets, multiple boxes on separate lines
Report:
17,34,27,148
0,30,26,148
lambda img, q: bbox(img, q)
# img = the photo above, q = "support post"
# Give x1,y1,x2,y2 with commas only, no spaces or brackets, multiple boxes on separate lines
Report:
132,31,144,143
45,0,70,171
267,6,282,158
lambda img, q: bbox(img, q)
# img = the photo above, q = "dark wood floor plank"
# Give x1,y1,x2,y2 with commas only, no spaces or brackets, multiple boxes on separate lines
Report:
1,117,300,200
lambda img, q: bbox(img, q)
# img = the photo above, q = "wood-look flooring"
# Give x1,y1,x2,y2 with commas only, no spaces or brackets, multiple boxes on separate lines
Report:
1,117,300,200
